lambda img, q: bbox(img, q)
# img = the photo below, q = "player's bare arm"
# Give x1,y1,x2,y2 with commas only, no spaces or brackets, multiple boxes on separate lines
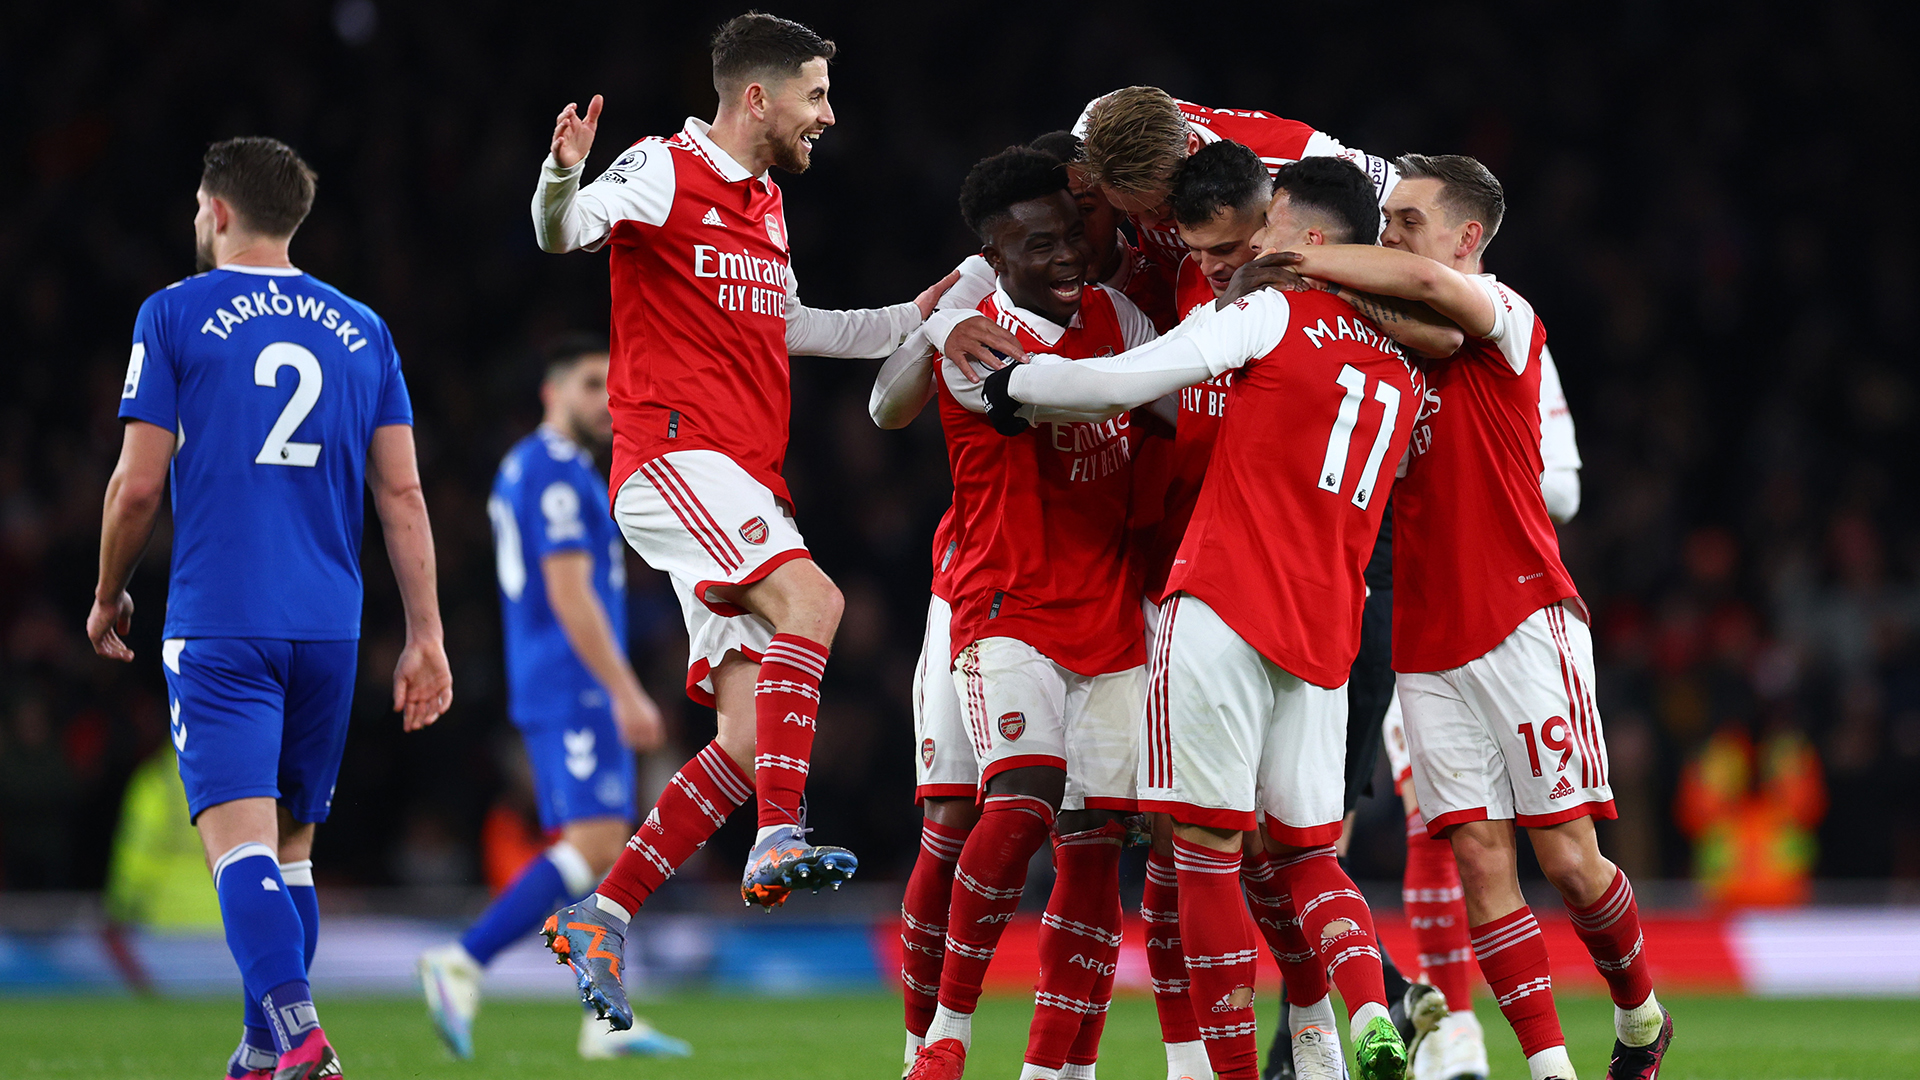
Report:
1224,253,1465,360
368,423,452,731
87,419,175,661
542,549,665,752
1279,244,1497,338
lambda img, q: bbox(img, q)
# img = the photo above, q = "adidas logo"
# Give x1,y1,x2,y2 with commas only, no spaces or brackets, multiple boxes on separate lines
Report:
702,206,724,227
1549,776,1575,799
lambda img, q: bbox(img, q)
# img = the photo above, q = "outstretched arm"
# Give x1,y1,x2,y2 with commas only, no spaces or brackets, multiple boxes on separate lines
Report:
784,266,955,359
87,420,174,661
1274,245,1497,337
368,424,452,731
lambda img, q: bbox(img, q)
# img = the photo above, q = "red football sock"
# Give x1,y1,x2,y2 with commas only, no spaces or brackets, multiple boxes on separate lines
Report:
754,634,829,829
1566,867,1655,1008
1174,837,1259,1080
937,794,1055,1016
1274,845,1386,1018
1403,810,1474,1010
1066,962,1116,1068
1241,850,1330,1004
1142,850,1200,1044
1470,906,1565,1057
596,741,751,913
1026,822,1124,1069
900,817,971,1037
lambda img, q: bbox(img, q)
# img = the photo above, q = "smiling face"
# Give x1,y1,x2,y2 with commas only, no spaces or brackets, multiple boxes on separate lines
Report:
984,190,1089,326
1176,202,1264,296
761,57,834,174
1381,177,1473,265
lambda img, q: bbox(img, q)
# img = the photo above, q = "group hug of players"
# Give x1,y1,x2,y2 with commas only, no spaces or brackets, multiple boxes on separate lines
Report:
89,11,1672,1080
513,14,1670,1080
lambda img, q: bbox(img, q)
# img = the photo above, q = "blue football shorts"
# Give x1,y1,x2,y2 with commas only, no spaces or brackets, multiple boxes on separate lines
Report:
516,700,638,830
161,637,357,823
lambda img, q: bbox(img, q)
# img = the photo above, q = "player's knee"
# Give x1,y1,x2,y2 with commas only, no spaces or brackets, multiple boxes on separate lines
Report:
1537,841,1612,903
922,796,980,831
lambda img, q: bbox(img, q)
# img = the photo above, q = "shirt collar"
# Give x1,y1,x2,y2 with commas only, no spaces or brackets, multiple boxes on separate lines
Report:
991,282,1083,347
683,117,759,184
217,264,303,276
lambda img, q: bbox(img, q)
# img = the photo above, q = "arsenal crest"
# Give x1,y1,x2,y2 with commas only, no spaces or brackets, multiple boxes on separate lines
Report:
998,711,1026,741
764,213,786,250
921,737,936,767
739,516,769,544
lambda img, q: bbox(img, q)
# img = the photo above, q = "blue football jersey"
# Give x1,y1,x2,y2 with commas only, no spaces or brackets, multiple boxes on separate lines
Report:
489,426,629,724
119,266,413,639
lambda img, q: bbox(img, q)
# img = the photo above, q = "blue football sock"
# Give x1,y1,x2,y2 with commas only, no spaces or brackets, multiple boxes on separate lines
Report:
459,841,599,966
281,859,320,969
213,843,315,1053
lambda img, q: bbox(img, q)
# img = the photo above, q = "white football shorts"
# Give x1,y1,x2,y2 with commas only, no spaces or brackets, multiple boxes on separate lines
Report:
1137,593,1347,846
613,449,809,706
913,594,977,801
1382,680,1412,795
1399,601,1616,836
952,635,1143,812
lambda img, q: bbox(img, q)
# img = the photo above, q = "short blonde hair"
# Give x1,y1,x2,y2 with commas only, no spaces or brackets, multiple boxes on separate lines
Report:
1080,86,1188,197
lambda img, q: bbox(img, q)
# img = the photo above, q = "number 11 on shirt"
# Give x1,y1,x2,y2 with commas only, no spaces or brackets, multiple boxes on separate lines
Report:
1316,363,1401,510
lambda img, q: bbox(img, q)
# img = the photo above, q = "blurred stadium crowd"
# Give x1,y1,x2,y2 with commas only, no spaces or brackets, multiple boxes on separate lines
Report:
1,1,1914,899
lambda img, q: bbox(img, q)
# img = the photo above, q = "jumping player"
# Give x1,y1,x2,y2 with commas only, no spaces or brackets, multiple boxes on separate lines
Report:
418,337,688,1061
981,157,1443,1080
90,137,453,1080
905,147,1159,1080
528,14,955,1030
1275,154,1672,1080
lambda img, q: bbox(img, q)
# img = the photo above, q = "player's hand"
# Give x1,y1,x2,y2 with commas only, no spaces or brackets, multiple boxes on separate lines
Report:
912,268,962,321
552,95,603,169
981,362,1030,436
612,685,666,753
1219,251,1316,307
87,590,136,662
393,636,453,731
944,315,1026,382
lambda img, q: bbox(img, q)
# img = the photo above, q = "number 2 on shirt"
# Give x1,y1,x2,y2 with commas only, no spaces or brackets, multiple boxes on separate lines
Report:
255,341,323,467
1316,363,1400,510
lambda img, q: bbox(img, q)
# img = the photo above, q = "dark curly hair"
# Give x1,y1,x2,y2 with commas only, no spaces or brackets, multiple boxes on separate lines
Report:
957,147,1069,242
1170,140,1270,230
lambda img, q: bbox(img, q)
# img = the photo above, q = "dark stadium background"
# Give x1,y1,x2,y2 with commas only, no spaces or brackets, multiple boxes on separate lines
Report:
1,1,1914,900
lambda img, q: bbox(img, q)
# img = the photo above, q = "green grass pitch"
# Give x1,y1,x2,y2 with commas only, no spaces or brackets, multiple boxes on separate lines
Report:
1,992,1914,1079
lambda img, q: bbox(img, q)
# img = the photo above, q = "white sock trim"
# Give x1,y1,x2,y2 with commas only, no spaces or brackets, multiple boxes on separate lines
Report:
1615,990,1663,1046
548,841,599,897
1526,1044,1575,1080
212,842,278,888
1349,1001,1390,1042
904,1031,925,1066
1289,993,1336,1037
278,859,314,887
1061,1063,1095,1080
1164,1039,1209,1080
1017,1063,1056,1080
593,893,632,924
926,1004,973,1050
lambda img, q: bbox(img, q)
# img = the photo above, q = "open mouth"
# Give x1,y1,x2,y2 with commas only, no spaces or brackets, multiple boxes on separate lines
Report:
1048,278,1084,304
801,131,823,149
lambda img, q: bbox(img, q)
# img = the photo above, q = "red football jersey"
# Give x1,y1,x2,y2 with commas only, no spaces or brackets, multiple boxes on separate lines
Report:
1106,234,1180,333
928,505,962,603
1166,288,1423,688
1075,96,1396,271
1143,257,1237,597
1392,276,1582,673
939,283,1156,675
578,121,801,504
